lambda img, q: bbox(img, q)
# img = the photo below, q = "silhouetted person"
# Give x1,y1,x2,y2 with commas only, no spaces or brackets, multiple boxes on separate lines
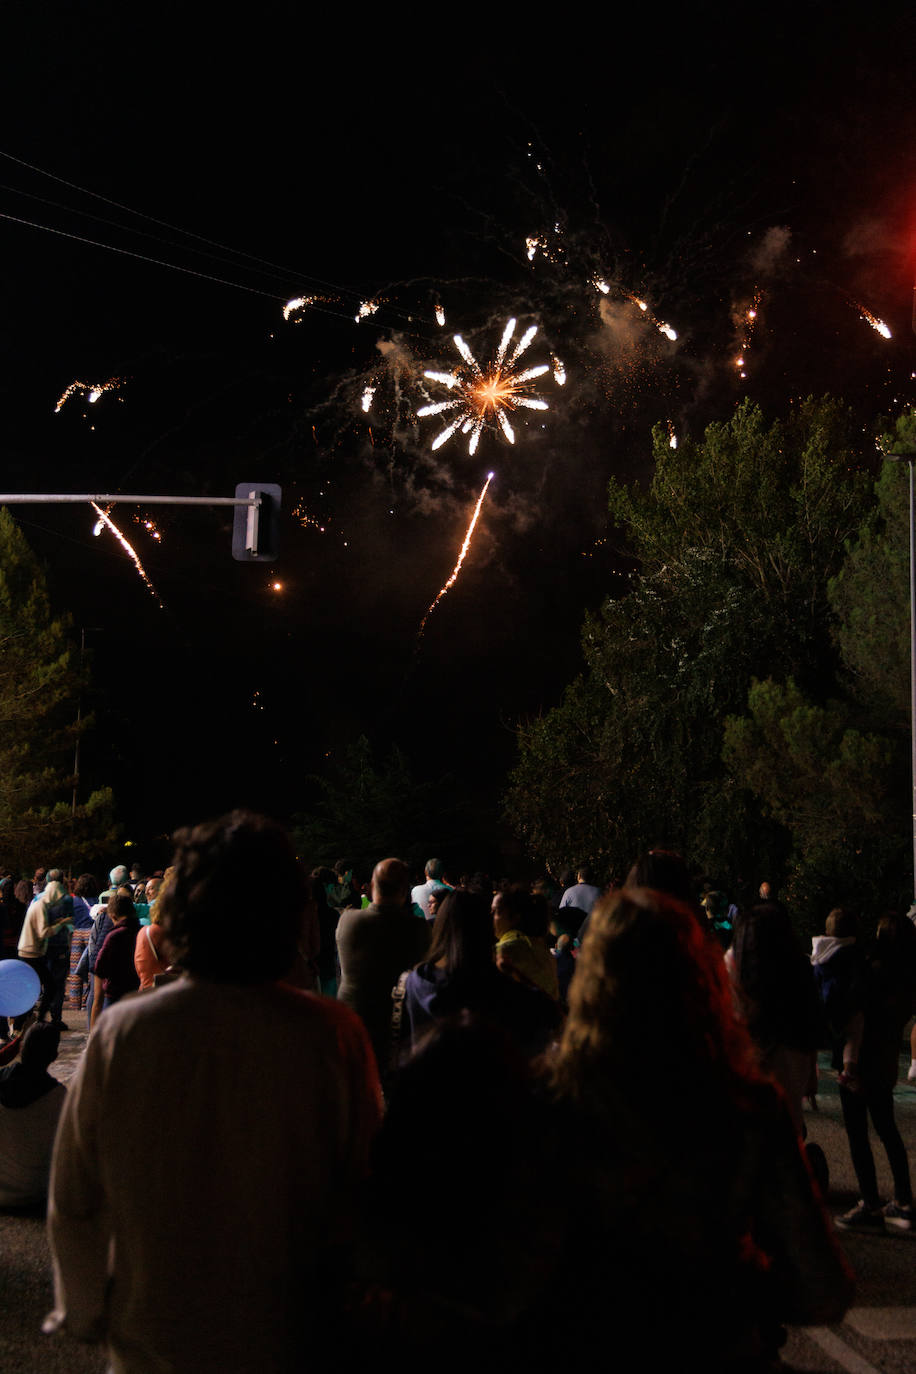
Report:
47,810,382,1372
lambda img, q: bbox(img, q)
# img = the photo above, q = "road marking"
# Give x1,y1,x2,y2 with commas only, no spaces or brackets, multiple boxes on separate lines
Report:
844,1306,916,1340
808,1327,882,1373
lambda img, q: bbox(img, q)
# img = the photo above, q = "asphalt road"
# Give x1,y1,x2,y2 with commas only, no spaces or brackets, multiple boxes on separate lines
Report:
2,1031,916,1373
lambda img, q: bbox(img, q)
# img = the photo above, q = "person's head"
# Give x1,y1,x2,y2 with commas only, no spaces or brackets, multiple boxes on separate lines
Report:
74,873,99,902
109,864,129,888
427,886,448,918
145,877,162,903
626,850,694,907
42,879,68,909
108,893,137,924
426,890,494,974
20,1020,60,1073
576,865,594,885
371,858,410,907
758,880,773,901
424,858,445,881
159,811,309,983
731,902,803,996
46,867,62,884
491,886,549,940
554,887,753,1100
826,907,857,939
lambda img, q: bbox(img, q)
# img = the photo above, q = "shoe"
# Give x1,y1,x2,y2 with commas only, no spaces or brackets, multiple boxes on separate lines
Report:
836,1202,886,1232
883,1202,915,1231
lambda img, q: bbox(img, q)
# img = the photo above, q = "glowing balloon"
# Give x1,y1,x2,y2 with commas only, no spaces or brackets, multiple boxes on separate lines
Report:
0,959,41,1017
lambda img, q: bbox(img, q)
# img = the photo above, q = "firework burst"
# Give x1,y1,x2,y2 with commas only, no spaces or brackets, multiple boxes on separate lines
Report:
417,318,550,455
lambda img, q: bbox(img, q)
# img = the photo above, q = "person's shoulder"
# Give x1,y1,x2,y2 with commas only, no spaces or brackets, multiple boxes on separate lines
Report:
273,983,374,1051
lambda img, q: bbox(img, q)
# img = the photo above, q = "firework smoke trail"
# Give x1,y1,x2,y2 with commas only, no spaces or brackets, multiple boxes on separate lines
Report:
854,302,892,339
416,473,494,641
90,503,164,607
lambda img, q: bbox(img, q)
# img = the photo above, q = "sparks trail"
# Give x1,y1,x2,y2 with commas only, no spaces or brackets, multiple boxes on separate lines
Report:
90,503,164,608
54,376,123,412
733,289,762,379
416,473,494,643
418,318,550,455
853,300,892,339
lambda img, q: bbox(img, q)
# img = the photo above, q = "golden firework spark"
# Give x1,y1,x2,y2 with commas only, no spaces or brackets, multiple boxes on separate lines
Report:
855,302,892,339
282,295,320,321
435,303,446,326
54,377,123,413
418,318,550,455
355,300,379,323
132,513,163,542
361,385,376,414
417,473,494,639
90,503,163,607
733,289,762,377
291,501,326,533
552,355,567,386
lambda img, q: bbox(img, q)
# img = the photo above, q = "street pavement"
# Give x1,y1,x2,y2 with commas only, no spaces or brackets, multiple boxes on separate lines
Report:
2,1030,916,1372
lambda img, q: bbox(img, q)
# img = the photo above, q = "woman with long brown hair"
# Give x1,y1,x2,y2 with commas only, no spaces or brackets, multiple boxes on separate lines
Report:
547,887,852,1370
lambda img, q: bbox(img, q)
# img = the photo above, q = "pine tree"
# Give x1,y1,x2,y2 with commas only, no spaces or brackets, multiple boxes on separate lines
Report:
0,508,117,871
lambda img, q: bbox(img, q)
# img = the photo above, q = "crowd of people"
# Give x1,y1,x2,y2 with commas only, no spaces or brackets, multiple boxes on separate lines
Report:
2,823,916,1369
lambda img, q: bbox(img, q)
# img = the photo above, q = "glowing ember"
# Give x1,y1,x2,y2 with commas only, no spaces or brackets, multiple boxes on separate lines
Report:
435,303,446,326
418,318,550,455
355,300,379,323
552,355,567,386
361,385,376,413
657,322,678,341
132,514,163,542
90,503,163,607
417,473,494,639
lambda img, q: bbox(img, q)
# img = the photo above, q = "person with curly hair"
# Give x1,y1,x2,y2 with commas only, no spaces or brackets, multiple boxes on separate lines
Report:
545,887,853,1370
47,810,382,1374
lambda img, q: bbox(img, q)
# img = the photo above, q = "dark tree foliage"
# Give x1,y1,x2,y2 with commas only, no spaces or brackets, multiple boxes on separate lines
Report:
291,734,482,880
724,411,916,926
0,508,117,872
505,398,874,901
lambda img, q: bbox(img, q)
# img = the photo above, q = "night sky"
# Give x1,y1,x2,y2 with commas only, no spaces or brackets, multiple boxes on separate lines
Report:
3,4,916,863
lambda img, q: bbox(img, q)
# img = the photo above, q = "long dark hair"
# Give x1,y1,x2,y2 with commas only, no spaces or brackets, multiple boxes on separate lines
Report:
424,890,493,976
731,902,819,1050
551,887,759,1130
